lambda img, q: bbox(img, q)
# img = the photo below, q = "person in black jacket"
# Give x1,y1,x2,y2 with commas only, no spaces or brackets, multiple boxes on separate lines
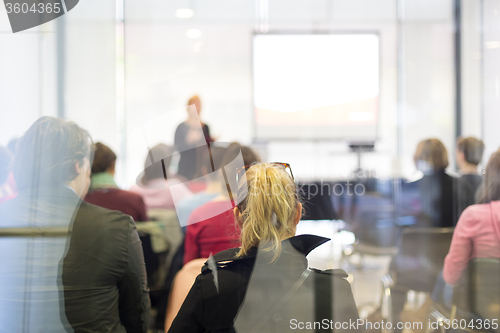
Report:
168,163,360,333
0,117,150,332
400,138,458,227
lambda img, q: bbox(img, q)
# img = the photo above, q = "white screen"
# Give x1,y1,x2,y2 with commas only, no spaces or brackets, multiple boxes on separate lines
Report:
253,34,379,140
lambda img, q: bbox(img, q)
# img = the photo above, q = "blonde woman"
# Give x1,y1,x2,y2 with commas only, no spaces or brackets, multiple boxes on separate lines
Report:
168,163,360,333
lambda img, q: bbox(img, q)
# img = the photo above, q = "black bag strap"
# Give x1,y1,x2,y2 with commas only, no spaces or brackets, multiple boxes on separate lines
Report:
314,269,333,333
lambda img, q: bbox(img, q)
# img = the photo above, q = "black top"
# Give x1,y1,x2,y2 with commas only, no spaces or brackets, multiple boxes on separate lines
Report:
168,235,360,333
0,186,150,332
400,171,458,227
174,122,211,180
456,174,483,215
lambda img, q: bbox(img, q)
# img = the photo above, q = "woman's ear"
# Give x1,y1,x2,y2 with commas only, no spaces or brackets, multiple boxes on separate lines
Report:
234,207,243,229
294,202,302,226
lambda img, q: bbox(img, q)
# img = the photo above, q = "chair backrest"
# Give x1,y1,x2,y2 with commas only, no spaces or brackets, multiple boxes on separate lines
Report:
0,227,73,332
392,227,454,292
356,204,399,248
453,258,500,331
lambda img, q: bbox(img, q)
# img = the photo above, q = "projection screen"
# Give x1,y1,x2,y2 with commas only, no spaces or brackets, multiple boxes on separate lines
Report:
253,33,379,140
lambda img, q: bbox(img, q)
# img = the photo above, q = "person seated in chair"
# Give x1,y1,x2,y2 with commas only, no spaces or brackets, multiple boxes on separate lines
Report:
168,163,360,333
85,142,148,222
0,117,149,332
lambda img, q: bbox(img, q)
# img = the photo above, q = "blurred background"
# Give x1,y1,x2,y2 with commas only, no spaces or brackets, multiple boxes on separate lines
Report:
1,0,499,187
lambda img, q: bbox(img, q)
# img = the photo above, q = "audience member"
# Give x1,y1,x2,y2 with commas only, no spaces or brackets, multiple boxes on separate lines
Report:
0,117,149,332
174,95,212,180
85,142,148,222
0,146,16,204
443,150,500,285
183,144,260,264
401,138,457,227
176,144,227,229
456,136,485,214
169,163,360,333
130,143,192,211
151,145,227,330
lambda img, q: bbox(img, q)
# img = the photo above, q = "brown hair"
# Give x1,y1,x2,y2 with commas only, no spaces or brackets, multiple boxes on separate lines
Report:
236,163,301,261
198,144,227,180
142,144,173,184
457,136,485,166
14,116,93,190
221,143,261,201
414,138,449,172
476,151,500,204
91,142,116,174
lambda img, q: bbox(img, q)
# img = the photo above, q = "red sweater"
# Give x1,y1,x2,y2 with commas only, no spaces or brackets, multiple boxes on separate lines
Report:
184,200,241,264
443,201,500,284
85,188,148,223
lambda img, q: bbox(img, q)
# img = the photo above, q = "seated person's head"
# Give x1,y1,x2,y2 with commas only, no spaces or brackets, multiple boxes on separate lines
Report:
234,163,302,261
14,116,93,197
141,144,173,184
456,136,485,170
0,146,12,186
414,138,449,174
220,143,261,200
92,143,116,176
477,151,500,204
199,145,227,181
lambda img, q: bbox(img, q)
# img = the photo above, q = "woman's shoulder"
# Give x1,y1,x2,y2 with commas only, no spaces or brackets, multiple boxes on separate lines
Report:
461,203,491,218
200,247,243,273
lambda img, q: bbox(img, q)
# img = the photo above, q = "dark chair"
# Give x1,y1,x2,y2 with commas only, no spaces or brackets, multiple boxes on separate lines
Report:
390,227,454,292
381,227,454,333
452,258,500,332
298,182,339,220
429,258,500,333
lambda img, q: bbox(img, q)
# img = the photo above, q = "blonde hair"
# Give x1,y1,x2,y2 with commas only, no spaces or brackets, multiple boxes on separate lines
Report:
235,163,301,261
414,138,449,171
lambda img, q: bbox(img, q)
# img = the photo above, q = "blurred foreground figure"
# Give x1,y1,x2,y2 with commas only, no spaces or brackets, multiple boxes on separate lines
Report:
0,117,150,332
169,163,360,333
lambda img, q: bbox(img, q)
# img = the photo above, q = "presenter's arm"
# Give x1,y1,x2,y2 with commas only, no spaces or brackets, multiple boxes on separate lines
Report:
118,218,151,332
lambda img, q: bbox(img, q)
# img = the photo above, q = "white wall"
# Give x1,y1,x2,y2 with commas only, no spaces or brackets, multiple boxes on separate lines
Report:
482,0,500,161
1,0,494,186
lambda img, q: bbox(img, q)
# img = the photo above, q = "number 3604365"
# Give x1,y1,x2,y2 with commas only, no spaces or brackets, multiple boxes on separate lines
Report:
5,2,61,14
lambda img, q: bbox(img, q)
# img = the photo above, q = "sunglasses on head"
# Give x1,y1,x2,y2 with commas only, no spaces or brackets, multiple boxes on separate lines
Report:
236,162,294,182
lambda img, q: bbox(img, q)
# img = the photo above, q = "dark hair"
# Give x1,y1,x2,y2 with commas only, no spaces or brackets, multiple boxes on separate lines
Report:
0,146,12,185
221,143,261,201
91,142,116,174
476,151,500,204
199,145,227,180
414,138,449,171
142,144,173,184
14,116,93,191
457,136,485,166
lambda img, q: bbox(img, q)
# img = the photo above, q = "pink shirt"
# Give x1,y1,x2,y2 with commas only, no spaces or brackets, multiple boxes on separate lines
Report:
129,178,192,211
443,201,500,285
